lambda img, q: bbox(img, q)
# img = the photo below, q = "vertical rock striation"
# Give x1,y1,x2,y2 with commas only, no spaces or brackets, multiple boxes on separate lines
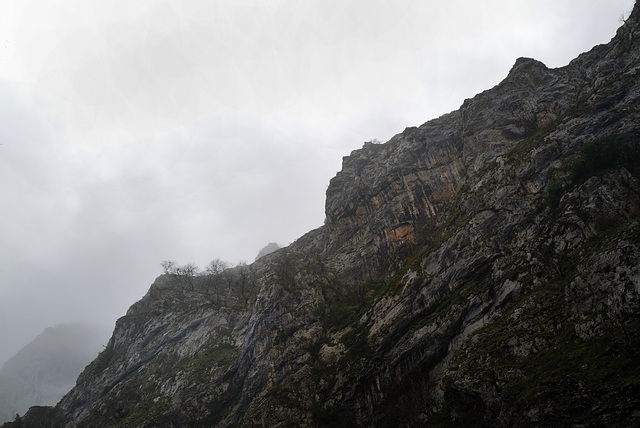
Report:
7,2,640,427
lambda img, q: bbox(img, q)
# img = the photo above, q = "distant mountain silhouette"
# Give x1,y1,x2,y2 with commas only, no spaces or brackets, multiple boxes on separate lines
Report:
255,242,280,261
0,323,110,424
5,2,640,426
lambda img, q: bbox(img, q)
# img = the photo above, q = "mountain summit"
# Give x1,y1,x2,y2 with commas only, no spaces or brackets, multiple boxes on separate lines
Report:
7,3,640,427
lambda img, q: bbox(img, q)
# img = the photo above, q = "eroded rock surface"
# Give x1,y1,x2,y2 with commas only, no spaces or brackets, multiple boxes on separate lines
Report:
7,3,640,427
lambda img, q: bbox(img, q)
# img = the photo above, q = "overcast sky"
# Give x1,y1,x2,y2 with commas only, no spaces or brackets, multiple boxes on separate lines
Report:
0,0,634,366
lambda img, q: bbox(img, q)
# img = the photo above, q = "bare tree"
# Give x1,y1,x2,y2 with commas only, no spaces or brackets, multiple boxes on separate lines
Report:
160,260,177,275
205,258,230,276
204,258,230,304
177,262,200,277
273,250,296,289
171,262,200,290
236,262,251,304
620,10,631,24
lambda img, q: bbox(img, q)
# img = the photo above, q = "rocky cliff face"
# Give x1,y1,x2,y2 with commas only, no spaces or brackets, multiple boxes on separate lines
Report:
7,4,640,427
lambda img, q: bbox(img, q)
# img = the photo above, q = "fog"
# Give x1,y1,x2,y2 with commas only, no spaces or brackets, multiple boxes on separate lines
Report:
0,0,634,366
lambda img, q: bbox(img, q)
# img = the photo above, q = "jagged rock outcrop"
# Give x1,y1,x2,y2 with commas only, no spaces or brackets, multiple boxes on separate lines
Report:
7,3,640,427
255,242,280,261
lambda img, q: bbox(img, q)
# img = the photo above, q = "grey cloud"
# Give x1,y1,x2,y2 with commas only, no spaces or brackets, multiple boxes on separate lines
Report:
0,0,634,367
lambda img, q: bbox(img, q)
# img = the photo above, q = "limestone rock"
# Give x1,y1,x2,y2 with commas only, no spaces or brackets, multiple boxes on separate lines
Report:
7,2,640,427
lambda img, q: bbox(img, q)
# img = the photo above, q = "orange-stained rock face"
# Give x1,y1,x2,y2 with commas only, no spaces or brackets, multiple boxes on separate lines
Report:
13,5,640,428
324,112,466,272
322,55,586,276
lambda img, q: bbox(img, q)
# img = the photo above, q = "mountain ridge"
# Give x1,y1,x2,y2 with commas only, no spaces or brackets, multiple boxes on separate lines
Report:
7,3,640,427
0,323,110,425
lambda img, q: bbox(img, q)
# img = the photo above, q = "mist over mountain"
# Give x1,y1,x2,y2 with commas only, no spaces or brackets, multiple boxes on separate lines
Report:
0,323,110,424
255,243,281,261
5,2,640,427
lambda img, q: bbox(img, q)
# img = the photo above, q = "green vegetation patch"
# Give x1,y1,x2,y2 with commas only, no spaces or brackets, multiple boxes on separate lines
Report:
569,136,640,184
546,179,565,208
547,134,640,208
449,265,640,426
501,317,640,426
184,344,239,371
84,339,116,377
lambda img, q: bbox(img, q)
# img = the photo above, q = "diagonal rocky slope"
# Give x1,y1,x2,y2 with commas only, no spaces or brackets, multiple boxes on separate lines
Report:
7,3,640,427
